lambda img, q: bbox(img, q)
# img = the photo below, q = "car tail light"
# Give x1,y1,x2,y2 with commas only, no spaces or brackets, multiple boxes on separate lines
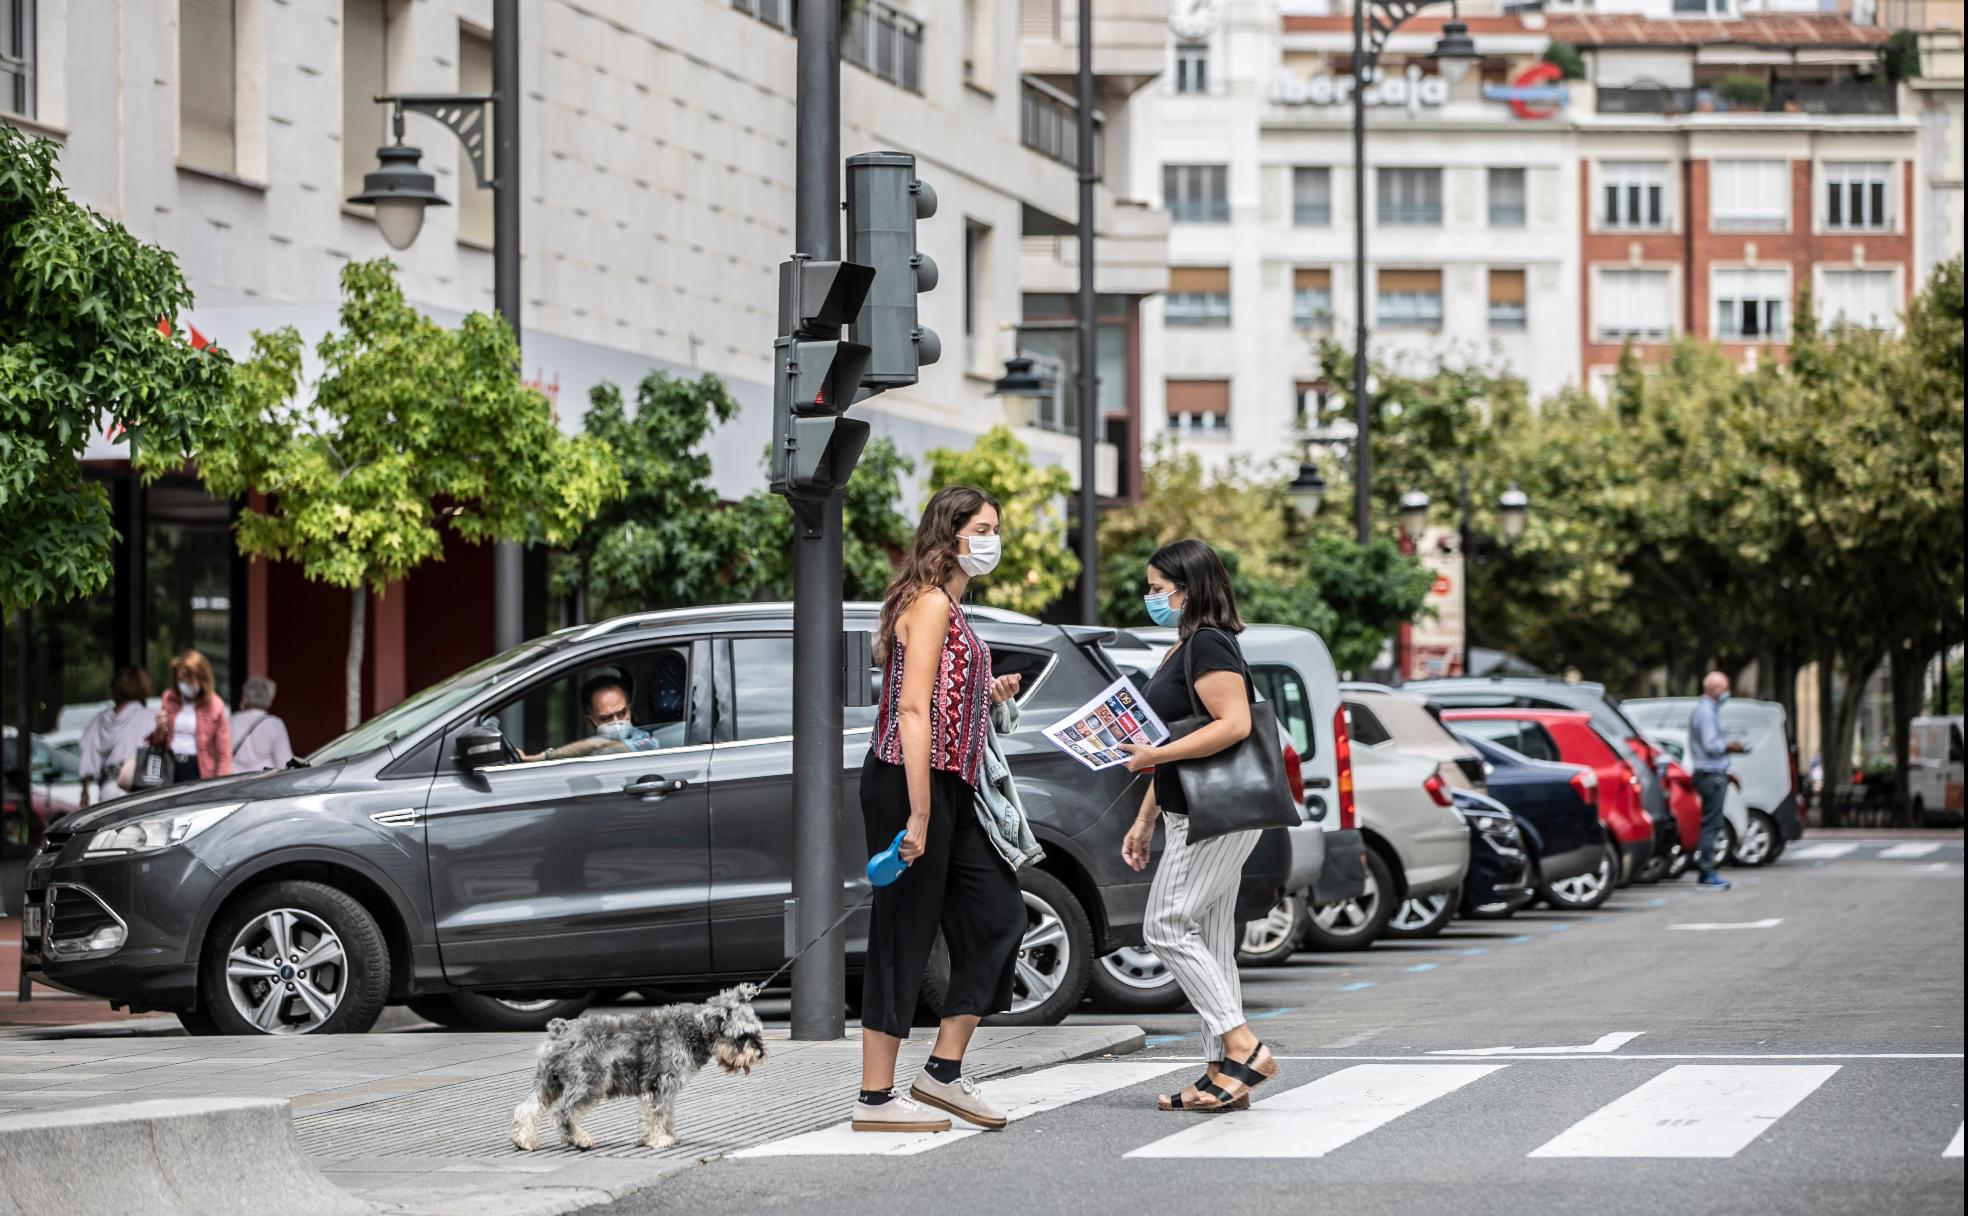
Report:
1283,741,1305,808
1422,771,1453,807
1787,746,1799,798
1333,706,1356,831
1626,735,1658,769
1620,761,1641,794
1569,767,1599,809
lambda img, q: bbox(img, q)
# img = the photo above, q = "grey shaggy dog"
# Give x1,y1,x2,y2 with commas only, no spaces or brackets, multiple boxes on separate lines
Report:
509,984,767,1151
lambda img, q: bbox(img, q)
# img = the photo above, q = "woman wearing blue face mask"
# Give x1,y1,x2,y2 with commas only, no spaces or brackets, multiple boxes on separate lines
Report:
1116,538,1278,1113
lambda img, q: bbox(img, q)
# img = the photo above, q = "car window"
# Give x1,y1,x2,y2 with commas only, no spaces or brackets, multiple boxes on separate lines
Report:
1449,717,1519,750
1516,723,1562,763
990,647,1054,704
1253,664,1313,758
730,637,796,741
1344,701,1392,747
480,646,693,763
1950,725,1963,764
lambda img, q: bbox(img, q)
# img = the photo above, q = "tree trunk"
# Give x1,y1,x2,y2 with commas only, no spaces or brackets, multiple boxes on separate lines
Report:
1887,638,1931,828
1816,653,1840,826
1825,647,1880,827
346,586,367,732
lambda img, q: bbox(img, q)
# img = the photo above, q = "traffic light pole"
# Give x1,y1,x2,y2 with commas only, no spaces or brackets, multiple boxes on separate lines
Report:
1075,0,1099,624
492,0,524,651
790,0,847,1042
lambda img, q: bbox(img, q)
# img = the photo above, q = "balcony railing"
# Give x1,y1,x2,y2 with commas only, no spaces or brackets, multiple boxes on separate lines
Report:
1596,80,1897,117
731,0,924,96
1020,77,1104,177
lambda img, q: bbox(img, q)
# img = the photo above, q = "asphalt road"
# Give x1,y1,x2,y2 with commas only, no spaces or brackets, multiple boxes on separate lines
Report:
595,843,1965,1216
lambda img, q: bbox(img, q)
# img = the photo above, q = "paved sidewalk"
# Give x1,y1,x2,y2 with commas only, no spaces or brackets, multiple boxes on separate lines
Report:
0,1020,1143,1215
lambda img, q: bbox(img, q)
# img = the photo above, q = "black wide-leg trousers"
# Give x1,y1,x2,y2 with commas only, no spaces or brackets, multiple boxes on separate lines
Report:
857,753,1024,1039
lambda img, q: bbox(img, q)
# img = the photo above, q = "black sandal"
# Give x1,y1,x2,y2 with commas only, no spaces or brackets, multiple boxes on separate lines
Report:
1157,1072,1251,1113
1206,1043,1278,1107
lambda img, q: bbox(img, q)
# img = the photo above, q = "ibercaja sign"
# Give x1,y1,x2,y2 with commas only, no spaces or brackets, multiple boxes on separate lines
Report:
1271,61,1569,120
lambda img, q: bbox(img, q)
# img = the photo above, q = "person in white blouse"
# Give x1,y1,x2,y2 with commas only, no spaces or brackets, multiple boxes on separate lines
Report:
230,677,295,773
77,667,156,807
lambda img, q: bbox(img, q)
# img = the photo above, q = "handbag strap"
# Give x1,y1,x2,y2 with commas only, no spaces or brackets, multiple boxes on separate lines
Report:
1178,626,1256,718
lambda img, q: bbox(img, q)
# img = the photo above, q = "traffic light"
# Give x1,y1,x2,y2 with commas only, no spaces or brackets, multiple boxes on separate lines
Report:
771,257,876,499
846,151,940,391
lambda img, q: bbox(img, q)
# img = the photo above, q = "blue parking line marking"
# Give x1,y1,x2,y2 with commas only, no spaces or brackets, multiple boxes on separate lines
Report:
1507,935,1535,944
1461,947,1487,956
1144,1032,1197,1046
1338,982,1375,992
1549,923,1572,932
1250,1007,1294,1021
1407,963,1438,973
1648,897,1667,906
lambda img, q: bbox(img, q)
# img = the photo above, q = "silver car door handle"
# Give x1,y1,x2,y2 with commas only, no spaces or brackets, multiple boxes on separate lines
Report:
625,774,688,800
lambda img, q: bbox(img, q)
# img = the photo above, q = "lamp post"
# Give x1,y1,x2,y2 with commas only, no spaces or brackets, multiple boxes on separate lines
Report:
1401,472,1531,673
1349,1,1480,545
349,0,523,653
1076,0,1100,624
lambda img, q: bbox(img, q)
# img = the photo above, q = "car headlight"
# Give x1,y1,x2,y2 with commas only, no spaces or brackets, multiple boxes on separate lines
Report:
1464,811,1522,851
84,804,242,858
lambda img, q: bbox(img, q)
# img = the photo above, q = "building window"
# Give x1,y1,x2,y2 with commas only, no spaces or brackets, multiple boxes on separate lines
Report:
1602,162,1667,230
964,220,992,371
1488,167,1527,228
1166,266,1231,326
1293,167,1332,226
1376,269,1443,329
1819,269,1896,331
1163,164,1229,223
1294,380,1330,430
1673,0,1737,13
739,0,922,94
342,1,390,203
457,25,494,244
180,0,238,174
1710,160,1788,232
1175,42,1208,94
1596,268,1671,341
1293,268,1333,329
2,0,33,119
1824,162,1890,230
1488,269,1527,331
1167,379,1230,435
1713,268,1788,341
1377,168,1442,226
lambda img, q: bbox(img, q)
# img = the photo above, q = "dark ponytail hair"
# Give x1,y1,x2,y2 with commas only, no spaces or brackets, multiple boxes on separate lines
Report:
1147,538,1243,641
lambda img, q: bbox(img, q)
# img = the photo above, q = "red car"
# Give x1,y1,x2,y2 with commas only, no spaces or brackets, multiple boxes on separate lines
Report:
1657,759,1703,853
1442,709,1656,886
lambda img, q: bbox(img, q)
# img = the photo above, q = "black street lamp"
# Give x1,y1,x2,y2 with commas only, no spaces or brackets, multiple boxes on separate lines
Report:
349,0,523,653
1349,0,1482,545
1402,468,1532,671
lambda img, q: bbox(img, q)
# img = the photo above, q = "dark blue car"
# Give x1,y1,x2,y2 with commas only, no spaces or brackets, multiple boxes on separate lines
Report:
1458,732,1617,911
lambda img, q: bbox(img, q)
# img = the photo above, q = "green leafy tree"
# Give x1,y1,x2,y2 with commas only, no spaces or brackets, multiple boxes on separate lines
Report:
0,126,232,616
550,372,739,620
726,436,914,602
197,260,623,728
922,426,1078,617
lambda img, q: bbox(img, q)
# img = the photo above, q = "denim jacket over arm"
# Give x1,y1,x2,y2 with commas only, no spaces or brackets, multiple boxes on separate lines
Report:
976,699,1045,871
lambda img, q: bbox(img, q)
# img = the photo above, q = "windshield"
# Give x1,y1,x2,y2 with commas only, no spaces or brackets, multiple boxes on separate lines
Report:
308,642,555,765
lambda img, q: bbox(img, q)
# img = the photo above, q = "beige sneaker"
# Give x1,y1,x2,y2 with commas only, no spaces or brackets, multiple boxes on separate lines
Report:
851,1092,953,1134
909,1072,1008,1130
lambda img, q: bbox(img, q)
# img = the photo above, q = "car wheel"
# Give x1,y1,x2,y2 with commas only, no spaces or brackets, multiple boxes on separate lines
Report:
1732,812,1778,867
1087,945,1189,1013
198,880,388,1036
1237,894,1307,966
437,992,596,1032
1384,888,1456,939
406,996,472,1028
1302,849,1395,952
988,869,1094,1027
1539,843,1616,911
1664,841,1691,880
174,1008,221,1036
1637,848,1668,884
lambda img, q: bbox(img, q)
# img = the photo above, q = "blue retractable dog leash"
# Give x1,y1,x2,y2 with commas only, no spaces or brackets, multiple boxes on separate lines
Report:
756,830,908,991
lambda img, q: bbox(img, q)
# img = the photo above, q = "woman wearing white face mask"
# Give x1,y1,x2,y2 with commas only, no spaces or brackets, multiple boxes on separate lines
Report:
852,485,1026,1135
151,649,233,783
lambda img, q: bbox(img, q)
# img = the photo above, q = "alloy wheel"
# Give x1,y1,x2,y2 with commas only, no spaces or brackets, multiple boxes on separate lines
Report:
1097,945,1172,991
1313,868,1381,936
1389,892,1451,932
1241,897,1301,955
1735,817,1774,865
223,908,347,1035
493,998,563,1013
1551,856,1611,904
1010,889,1071,1014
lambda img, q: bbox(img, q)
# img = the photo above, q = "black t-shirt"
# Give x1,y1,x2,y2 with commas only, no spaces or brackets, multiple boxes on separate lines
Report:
1142,627,1248,817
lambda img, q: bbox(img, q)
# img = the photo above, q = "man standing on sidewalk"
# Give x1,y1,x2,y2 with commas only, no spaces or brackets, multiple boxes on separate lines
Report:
1688,671,1746,891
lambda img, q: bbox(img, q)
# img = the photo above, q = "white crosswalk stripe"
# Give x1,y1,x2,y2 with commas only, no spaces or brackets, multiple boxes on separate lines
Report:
731,1061,1189,1157
1877,842,1943,859
1529,1065,1839,1158
1788,843,1862,860
1122,1064,1505,1159
1946,1124,1964,1158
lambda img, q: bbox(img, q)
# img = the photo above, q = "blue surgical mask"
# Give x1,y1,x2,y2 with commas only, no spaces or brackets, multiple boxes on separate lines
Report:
597,720,635,740
1143,592,1182,628
1717,692,1732,706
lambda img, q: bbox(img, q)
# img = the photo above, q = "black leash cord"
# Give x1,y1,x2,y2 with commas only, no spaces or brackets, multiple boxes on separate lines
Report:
757,890,876,992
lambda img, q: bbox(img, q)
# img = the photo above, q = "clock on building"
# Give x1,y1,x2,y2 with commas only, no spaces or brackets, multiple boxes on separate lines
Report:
1168,0,1221,42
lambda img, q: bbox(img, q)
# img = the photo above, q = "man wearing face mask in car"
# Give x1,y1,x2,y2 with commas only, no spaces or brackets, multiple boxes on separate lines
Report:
526,676,659,762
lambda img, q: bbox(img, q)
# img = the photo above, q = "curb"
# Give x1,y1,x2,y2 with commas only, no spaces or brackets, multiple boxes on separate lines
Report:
0,1097,375,1216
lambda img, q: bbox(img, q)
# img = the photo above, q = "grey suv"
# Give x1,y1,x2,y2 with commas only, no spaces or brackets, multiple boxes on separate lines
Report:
22,604,1287,1035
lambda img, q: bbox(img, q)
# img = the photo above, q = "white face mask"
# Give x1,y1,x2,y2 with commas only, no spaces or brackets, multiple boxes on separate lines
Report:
958,534,1001,577
176,680,199,700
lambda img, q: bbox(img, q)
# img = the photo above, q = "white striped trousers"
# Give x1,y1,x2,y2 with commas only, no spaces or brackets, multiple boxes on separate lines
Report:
1142,812,1260,1060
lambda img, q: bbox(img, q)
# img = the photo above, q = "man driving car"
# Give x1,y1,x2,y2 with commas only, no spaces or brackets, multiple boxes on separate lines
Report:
527,676,660,762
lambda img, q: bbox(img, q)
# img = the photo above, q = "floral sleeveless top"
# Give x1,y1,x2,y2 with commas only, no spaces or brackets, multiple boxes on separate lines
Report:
872,589,991,787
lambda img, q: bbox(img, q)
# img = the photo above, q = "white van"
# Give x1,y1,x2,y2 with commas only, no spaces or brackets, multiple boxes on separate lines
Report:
1908,715,1965,825
1622,697,1803,865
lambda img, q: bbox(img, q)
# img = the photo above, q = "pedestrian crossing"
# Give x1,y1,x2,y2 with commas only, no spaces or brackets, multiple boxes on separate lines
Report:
734,1058,1965,1163
1786,839,1963,864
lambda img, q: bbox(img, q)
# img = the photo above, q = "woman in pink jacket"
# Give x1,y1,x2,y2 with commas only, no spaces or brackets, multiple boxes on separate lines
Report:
152,649,232,783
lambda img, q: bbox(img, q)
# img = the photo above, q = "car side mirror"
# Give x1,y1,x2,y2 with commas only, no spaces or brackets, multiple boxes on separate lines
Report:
456,725,506,773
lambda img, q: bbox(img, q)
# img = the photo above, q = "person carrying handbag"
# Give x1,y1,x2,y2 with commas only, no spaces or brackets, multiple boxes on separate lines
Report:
1117,538,1296,1114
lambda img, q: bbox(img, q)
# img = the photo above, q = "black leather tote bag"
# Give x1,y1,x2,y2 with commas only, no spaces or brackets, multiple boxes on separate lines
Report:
1165,628,1299,843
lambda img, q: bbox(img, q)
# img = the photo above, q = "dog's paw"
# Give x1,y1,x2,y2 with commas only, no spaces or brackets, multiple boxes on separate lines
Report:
642,1131,679,1150
511,1130,538,1152
568,1128,597,1151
